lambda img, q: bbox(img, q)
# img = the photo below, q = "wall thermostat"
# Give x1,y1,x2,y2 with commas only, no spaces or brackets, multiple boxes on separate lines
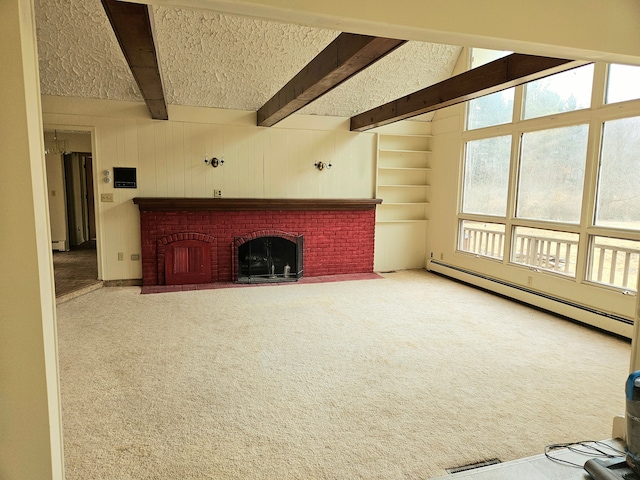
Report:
113,167,137,188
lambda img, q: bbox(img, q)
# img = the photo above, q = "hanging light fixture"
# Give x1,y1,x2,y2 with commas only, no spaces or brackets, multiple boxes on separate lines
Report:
45,130,69,155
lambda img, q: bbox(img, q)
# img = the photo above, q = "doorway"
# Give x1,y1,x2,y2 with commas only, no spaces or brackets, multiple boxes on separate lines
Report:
45,130,100,298
63,152,96,248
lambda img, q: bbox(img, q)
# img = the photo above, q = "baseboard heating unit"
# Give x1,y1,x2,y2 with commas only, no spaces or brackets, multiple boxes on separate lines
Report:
428,260,633,337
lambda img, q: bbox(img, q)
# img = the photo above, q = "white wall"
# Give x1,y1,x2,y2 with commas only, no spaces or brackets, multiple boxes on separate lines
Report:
146,0,640,66
42,96,377,281
1,0,64,478
45,152,66,246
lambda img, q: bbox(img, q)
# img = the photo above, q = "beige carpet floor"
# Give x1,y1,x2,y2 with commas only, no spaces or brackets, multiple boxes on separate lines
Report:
55,269,631,479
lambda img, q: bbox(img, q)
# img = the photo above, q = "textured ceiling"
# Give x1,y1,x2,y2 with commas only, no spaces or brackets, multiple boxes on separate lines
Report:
153,8,339,111
299,41,461,117
35,0,143,102
34,0,462,120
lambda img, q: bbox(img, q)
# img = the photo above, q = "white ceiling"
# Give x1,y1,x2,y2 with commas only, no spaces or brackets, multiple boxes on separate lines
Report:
34,0,463,120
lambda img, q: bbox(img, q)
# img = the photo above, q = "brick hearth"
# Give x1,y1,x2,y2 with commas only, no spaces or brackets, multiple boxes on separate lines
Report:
134,198,381,286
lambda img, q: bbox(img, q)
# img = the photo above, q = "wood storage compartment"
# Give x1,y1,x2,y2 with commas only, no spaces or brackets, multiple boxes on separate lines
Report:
165,239,212,285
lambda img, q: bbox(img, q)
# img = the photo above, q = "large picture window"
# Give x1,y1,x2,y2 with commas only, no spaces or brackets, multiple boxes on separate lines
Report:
462,136,512,216
595,116,640,230
458,58,640,299
467,49,514,130
523,64,594,120
516,125,589,224
587,236,640,291
467,89,514,130
511,227,579,277
606,64,640,104
459,220,505,260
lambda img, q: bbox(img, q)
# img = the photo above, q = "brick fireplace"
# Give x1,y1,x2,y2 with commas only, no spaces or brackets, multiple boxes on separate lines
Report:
133,198,381,286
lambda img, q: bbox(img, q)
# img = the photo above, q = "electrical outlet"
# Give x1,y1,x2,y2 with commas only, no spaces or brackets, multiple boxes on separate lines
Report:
527,276,533,286
440,253,444,260
101,193,114,202
118,252,124,261
131,254,140,261
214,189,222,198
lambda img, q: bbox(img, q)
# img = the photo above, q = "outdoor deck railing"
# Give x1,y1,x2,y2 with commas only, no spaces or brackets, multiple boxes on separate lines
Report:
512,233,578,274
461,225,640,290
591,243,640,290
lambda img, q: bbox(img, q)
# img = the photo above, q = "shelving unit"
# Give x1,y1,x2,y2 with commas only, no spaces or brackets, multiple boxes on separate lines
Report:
376,133,431,223
374,129,432,271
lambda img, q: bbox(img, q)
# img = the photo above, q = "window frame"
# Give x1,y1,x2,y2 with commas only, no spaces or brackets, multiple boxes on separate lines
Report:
457,57,640,294
460,135,513,218
585,233,640,292
521,63,595,121
514,123,590,225
605,63,640,105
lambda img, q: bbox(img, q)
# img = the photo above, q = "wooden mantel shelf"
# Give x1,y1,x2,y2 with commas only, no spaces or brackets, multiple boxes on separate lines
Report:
133,197,382,212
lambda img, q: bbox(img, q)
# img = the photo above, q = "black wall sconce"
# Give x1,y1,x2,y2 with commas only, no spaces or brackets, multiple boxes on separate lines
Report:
314,161,332,171
204,156,224,168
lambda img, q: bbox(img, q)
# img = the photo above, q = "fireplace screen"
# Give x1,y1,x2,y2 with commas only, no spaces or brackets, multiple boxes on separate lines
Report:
236,235,303,283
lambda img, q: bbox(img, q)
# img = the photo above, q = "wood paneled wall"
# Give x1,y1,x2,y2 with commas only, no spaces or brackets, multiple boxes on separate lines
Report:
42,98,377,281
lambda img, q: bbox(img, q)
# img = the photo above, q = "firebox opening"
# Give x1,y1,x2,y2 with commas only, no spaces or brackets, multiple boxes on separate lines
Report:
237,236,302,284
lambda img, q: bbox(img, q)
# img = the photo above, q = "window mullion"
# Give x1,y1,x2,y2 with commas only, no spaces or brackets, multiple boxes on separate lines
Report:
504,130,521,265
512,84,524,123
576,117,604,284
591,62,608,109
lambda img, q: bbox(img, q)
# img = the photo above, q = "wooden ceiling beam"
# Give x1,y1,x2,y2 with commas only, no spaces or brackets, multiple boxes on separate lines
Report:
102,0,168,120
350,54,587,132
257,33,406,127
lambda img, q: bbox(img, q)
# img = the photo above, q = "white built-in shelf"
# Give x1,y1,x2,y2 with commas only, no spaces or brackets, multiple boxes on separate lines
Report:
376,132,431,224
378,167,431,171
379,149,432,154
377,133,433,138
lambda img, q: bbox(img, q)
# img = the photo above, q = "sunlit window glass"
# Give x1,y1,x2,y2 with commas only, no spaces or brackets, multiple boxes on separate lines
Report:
511,227,579,277
523,64,594,120
466,49,514,130
462,136,512,216
516,125,589,223
588,236,640,292
606,64,640,104
595,116,640,230
467,89,514,130
471,48,512,69
459,220,505,260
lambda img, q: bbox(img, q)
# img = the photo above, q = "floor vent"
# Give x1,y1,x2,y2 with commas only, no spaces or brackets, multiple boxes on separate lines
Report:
446,458,501,474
